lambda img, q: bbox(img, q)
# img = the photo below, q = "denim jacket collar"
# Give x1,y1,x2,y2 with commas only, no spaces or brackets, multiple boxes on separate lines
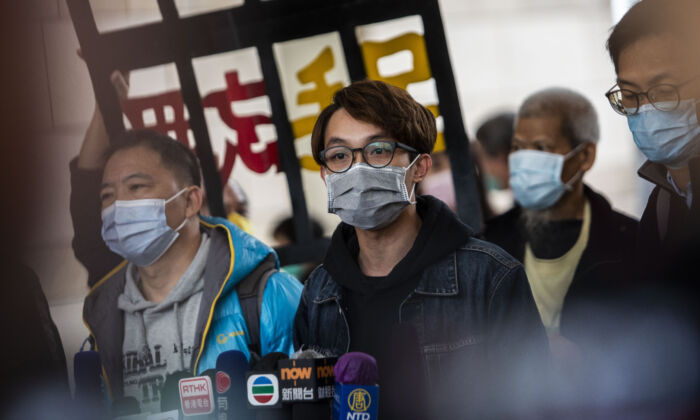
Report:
413,252,459,296
312,252,459,303
313,265,342,303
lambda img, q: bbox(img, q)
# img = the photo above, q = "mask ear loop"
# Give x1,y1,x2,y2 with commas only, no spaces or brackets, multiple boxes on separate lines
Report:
165,187,192,232
165,187,189,204
408,184,417,204
405,154,422,204
562,143,588,189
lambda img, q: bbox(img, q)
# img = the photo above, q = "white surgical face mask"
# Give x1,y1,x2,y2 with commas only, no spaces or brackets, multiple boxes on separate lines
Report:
626,99,700,169
101,188,188,266
326,156,419,231
509,144,585,211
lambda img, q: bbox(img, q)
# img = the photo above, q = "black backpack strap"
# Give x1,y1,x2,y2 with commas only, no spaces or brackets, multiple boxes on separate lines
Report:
237,253,277,360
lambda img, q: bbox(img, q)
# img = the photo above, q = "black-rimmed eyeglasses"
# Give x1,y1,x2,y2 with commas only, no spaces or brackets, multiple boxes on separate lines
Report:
605,76,698,116
320,140,418,173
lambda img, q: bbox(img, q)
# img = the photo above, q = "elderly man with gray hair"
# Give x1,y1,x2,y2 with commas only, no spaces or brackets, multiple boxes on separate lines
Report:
484,87,638,364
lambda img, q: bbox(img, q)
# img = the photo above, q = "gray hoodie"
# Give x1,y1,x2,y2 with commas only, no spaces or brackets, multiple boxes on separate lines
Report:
117,232,211,413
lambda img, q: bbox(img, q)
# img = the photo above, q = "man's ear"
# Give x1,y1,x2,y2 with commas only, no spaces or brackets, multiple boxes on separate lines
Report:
580,143,596,173
411,154,433,183
185,186,204,218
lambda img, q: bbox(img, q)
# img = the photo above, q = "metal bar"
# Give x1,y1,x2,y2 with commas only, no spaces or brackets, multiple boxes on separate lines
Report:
72,0,423,71
156,0,226,218
419,1,484,233
66,0,125,139
258,42,313,247
339,26,367,82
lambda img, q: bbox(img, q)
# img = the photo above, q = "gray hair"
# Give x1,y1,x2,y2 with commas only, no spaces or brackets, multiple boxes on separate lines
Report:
517,87,600,147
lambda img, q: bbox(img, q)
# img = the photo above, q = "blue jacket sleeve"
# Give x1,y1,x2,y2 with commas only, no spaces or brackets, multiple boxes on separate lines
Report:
259,270,303,356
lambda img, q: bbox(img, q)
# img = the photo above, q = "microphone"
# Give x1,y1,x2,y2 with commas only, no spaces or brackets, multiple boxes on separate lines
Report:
160,369,214,418
287,349,336,420
215,350,251,420
247,352,290,419
160,370,190,415
73,351,103,407
178,371,215,418
333,352,379,420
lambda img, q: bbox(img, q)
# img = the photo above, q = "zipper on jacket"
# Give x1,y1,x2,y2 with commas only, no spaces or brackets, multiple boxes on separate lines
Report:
192,221,236,374
335,298,351,353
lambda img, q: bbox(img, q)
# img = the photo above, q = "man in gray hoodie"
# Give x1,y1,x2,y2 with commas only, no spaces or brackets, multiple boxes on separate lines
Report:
74,127,302,413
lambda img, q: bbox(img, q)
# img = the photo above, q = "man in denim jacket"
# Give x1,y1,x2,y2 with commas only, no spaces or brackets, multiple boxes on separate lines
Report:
293,80,548,418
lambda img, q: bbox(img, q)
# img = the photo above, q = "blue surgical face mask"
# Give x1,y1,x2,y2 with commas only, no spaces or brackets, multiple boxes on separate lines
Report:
101,188,188,266
626,99,700,169
509,144,585,211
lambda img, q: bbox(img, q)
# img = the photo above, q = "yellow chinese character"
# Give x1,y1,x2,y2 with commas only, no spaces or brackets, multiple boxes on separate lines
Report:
361,33,445,152
291,47,344,171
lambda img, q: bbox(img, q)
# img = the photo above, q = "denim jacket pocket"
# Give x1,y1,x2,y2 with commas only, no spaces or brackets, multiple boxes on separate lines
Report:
422,335,486,389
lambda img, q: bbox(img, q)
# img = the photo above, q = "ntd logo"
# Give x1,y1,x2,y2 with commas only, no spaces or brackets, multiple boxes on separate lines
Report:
346,413,371,420
347,388,371,412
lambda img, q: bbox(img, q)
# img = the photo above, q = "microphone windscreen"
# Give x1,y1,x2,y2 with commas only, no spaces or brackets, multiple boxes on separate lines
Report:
73,351,102,402
216,350,254,420
291,349,325,360
160,370,190,413
251,352,289,372
334,352,379,385
216,350,249,383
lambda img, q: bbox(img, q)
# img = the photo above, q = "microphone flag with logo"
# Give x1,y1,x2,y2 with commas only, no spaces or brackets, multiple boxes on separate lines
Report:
246,352,287,409
333,352,379,420
279,349,337,403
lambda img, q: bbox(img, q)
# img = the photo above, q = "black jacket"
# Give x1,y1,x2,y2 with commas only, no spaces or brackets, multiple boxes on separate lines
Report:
483,185,638,344
294,196,549,418
636,158,700,280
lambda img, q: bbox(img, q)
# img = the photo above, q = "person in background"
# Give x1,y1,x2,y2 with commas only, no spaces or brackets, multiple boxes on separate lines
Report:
419,112,514,218
272,216,324,281
294,80,548,418
417,150,456,212
201,178,254,234
484,88,638,364
224,180,252,231
473,112,516,217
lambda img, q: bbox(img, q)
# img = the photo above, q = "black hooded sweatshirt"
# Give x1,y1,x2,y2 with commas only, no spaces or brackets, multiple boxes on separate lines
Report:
322,195,473,370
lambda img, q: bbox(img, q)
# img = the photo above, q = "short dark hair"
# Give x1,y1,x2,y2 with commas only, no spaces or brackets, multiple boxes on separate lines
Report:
104,129,201,187
310,80,437,165
475,112,515,157
607,0,696,72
